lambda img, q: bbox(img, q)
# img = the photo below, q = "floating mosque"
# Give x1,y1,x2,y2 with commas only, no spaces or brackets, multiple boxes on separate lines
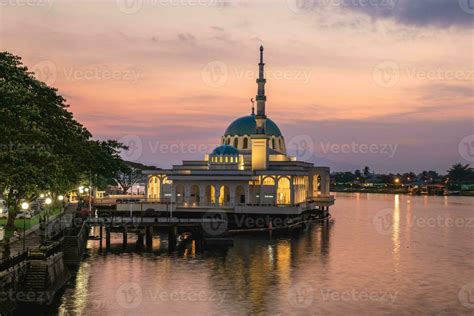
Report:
139,46,334,229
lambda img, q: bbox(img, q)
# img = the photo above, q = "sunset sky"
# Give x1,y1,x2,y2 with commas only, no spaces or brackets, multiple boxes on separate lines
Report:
1,0,473,173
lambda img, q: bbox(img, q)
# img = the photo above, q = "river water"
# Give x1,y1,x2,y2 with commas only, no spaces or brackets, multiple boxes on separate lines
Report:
40,193,474,315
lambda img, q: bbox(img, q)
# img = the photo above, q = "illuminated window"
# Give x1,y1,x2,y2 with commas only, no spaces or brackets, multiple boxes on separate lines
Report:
225,156,229,163
277,177,291,204
219,156,223,163
263,177,275,186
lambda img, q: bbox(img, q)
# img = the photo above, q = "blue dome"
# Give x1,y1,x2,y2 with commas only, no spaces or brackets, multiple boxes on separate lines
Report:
224,115,282,137
212,145,239,155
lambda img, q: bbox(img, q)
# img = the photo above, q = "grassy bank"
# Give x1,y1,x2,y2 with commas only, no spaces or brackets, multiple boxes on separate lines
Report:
0,206,63,231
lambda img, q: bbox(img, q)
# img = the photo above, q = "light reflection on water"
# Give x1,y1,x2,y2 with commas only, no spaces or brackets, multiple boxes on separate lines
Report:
38,194,474,315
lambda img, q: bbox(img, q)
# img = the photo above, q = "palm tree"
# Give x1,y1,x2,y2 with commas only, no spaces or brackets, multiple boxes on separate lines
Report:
447,164,474,184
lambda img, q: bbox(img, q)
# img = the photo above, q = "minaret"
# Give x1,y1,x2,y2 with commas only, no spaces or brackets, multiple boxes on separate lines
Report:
251,45,269,171
255,45,267,134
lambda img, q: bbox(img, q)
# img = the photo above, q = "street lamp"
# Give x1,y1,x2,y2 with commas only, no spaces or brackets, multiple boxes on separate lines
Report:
58,195,64,201
45,197,52,240
21,202,29,252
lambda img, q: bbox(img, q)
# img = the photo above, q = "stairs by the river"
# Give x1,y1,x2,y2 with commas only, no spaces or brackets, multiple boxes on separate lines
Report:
23,261,49,292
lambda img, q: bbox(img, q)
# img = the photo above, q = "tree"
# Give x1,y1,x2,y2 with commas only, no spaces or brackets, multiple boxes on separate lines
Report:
0,52,125,230
363,166,371,178
354,170,362,180
114,165,143,194
332,172,356,184
447,164,474,184
114,161,158,194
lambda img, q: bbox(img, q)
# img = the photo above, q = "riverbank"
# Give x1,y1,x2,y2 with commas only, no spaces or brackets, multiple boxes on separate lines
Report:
331,187,474,196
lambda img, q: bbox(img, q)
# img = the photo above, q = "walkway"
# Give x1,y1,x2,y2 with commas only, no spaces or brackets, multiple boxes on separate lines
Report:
0,203,77,260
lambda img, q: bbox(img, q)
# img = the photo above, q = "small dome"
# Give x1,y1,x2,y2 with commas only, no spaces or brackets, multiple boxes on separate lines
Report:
224,115,282,137
212,145,239,155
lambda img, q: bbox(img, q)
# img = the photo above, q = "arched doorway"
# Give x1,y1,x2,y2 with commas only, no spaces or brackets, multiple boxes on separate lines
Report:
219,185,230,205
148,176,160,199
277,177,291,205
190,185,200,203
175,184,184,203
235,185,245,204
205,185,215,204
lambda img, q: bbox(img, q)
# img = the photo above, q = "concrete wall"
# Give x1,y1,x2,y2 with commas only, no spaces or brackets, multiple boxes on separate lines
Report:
0,261,28,314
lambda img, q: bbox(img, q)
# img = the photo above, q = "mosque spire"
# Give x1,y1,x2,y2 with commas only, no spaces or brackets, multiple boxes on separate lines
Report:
255,45,267,134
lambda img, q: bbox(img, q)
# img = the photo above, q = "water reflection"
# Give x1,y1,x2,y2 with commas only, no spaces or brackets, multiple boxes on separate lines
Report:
24,194,474,315
392,195,401,271
204,224,333,314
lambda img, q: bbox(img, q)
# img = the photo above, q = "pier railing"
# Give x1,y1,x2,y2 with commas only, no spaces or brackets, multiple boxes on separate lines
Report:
0,251,28,272
0,242,62,272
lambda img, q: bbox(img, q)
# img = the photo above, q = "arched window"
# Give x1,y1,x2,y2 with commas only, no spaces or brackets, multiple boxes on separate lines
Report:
263,177,275,186
226,138,230,145
272,138,276,149
233,138,238,148
277,177,291,204
243,137,248,149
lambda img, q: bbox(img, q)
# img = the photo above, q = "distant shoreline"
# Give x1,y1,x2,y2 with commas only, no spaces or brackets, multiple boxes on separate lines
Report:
331,188,474,197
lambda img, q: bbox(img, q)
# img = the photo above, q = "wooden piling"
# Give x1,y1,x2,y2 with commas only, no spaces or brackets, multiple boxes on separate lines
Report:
123,226,128,248
145,226,153,250
105,226,111,251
